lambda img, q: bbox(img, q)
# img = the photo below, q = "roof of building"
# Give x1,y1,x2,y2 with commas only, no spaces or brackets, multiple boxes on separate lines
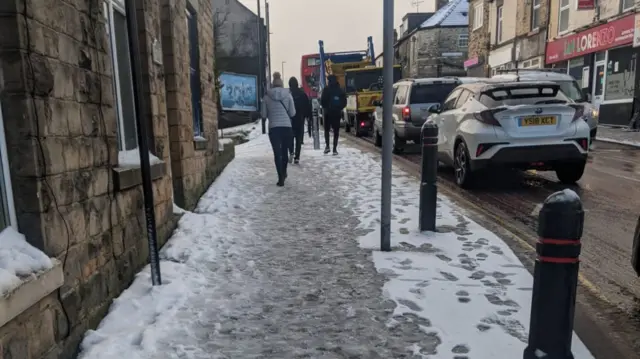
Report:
420,0,468,29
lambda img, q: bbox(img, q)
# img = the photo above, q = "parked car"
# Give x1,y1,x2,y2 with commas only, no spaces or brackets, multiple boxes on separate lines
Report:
492,69,598,143
427,81,590,188
372,77,461,153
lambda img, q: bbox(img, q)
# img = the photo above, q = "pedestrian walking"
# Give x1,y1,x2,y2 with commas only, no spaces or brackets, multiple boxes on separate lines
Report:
262,72,296,186
320,75,347,155
288,77,312,164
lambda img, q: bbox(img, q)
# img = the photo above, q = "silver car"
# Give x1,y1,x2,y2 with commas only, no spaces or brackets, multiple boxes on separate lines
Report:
373,77,461,153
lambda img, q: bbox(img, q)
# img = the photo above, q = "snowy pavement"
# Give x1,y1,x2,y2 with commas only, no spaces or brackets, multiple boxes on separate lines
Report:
78,133,594,359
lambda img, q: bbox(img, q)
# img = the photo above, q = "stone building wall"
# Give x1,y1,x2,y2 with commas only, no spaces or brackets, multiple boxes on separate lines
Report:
410,27,468,78
161,0,220,210
467,0,490,77
0,0,230,357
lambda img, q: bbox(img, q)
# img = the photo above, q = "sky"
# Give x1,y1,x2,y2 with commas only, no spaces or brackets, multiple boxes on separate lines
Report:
238,0,429,82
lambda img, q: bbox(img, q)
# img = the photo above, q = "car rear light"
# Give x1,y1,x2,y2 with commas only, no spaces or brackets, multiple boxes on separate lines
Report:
402,106,411,120
473,108,506,126
360,121,366,127
569,104,585,122
579,138,588,151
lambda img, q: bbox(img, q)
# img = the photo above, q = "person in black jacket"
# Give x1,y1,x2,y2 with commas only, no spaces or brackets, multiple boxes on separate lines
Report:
288,77,312,164
320,75,347,155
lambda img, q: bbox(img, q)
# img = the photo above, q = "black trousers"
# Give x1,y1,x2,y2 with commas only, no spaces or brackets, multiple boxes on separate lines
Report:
324,114,340,150
291,123,305,159
269,127,293,181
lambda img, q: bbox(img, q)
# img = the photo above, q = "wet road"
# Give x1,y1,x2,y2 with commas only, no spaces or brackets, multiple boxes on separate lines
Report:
344,133,640,354
403,141,640,313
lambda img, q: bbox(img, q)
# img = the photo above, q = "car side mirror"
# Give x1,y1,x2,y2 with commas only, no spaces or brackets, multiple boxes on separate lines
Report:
428,104,442,114
581,88,591,102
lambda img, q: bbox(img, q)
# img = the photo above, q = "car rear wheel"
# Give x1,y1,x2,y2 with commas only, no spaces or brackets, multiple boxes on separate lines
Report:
374,129,382,147
555,161,586,184
454,141,473,188
392,132,405,154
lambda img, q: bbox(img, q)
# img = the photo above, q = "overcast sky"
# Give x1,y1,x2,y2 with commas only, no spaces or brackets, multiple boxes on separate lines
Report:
238,0,423,83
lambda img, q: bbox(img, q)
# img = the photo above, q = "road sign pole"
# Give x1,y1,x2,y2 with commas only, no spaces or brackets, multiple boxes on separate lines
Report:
381,0,394,252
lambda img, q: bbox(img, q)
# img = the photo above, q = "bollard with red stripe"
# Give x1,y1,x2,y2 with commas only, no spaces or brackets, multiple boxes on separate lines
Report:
419,121,438,232
524,188,584,359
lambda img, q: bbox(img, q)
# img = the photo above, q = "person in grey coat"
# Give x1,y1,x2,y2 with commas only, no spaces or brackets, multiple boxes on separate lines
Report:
261,72,296,186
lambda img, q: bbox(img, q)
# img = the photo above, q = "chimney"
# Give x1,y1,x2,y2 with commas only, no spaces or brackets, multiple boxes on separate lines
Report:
436,0,448,11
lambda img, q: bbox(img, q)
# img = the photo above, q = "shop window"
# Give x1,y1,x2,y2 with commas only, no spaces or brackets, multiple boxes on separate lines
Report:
496,5,503,43
568,58,584,87
622,0,634,12
531,0,541,30
558,0,570,34
473,2,483,30
604,47,636,101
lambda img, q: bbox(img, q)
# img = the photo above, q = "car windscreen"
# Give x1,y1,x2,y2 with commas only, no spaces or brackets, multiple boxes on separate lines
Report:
556,80,585,102
410,83,458,104
479,84,570,107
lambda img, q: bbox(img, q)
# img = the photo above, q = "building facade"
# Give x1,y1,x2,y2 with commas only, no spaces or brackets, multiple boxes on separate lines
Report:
547,0,636,126
465,0,491,76
212,0,267,93
0,0,233,357
395,0,469,78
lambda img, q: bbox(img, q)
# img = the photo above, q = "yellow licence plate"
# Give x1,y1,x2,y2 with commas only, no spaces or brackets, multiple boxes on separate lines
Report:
519,116,557,126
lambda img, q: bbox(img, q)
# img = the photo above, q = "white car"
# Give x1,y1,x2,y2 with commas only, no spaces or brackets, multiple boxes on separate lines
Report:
427,81,590,188
492,70,598,142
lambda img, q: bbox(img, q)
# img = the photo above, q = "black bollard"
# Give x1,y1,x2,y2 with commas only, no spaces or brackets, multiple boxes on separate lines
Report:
524,189,584,359
419,121,438,232
261,117,266,134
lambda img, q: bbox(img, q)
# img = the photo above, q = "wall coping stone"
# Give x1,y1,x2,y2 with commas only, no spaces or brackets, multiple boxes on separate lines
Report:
0,258,64,328
113,161,167,192
193,137,208,151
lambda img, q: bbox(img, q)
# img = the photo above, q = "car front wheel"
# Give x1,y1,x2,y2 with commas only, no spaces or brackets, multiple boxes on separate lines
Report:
555,161,586,184
454,141,473,188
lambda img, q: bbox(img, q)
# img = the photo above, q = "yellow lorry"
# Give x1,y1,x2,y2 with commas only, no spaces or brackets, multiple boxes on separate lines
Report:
343,65,402,136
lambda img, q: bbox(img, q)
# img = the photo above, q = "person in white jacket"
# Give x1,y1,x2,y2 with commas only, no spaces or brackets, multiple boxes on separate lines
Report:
261,72,296,186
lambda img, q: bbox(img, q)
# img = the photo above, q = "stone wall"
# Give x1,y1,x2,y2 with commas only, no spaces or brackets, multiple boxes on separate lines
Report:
410,27,468,78
467,0,490,76
0,0,229,357
162,0,219,211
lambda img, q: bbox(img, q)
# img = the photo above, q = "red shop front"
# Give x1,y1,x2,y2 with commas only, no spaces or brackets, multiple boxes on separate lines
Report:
545,14,636,126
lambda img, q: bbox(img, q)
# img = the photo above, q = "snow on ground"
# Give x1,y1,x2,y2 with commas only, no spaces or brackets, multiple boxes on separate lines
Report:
218,120,262,143
78,131,594,358
0,227,54,296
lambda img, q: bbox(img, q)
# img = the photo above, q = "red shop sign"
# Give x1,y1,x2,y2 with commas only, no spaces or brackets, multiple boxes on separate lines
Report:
577,0,595,10
545,14,635,64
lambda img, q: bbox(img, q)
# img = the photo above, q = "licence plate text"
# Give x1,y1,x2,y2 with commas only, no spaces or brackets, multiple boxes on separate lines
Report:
519,116,557,126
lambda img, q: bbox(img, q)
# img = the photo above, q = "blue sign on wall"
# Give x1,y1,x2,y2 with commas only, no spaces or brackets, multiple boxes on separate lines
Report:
219,72,258,112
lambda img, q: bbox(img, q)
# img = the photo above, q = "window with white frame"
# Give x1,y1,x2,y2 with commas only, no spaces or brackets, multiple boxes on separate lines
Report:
104,0,138,151
473,2,483,30
458,34,469,48
496,5,503,43
558,0,570,34
0,101,16,234
531,0,541,30
622,0,635,12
